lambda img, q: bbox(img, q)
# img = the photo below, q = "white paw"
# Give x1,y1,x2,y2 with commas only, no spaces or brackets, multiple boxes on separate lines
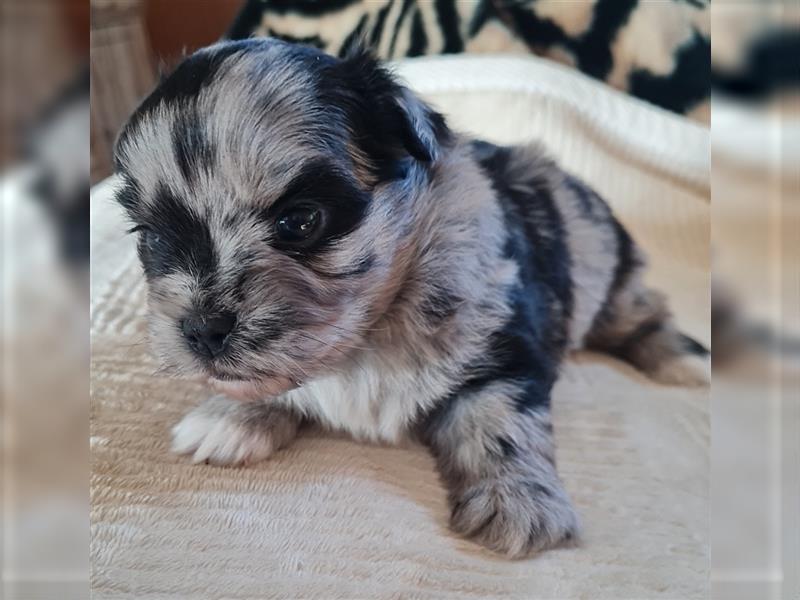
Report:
652,353,711,387
171,397,290,466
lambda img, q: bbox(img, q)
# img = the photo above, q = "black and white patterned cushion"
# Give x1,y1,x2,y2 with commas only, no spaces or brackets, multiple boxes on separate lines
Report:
227,0,711,120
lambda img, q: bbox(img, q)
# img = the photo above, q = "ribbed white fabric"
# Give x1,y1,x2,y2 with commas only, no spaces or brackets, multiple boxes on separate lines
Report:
394,55,710,193
91,55,709,599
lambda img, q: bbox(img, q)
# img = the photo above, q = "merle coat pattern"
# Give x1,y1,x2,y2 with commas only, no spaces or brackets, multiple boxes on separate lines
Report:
114,39,709,558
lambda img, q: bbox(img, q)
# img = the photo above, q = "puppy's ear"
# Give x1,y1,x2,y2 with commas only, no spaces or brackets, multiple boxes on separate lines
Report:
328,45,450,177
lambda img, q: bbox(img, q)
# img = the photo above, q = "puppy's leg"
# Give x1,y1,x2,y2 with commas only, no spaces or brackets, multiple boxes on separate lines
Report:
420,384,579,558
586,259,710,386
171,396,301,466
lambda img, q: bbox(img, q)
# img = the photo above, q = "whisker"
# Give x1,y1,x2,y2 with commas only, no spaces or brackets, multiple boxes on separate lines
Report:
327,322,388,335
295,330,367,356
293,330,371,378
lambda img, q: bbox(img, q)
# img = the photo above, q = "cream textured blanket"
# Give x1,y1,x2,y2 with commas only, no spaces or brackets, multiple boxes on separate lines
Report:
90,55,709,599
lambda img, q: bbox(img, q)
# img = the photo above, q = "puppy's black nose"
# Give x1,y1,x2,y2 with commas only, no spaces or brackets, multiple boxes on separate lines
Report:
181,312,235,358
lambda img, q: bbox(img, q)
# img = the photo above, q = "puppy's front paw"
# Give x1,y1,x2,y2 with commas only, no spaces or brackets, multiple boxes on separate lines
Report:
450,474,579,558
171,396,299,466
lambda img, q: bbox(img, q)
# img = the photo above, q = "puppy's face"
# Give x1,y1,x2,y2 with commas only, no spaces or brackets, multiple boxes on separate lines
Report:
114,40,447,398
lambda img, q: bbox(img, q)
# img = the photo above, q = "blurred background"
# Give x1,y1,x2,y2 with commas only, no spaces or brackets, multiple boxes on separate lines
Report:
1,1,797,598
710,4,800,599
2,2,89,598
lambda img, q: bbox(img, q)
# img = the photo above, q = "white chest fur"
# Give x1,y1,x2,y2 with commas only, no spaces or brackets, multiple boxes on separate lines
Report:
281,350,454,443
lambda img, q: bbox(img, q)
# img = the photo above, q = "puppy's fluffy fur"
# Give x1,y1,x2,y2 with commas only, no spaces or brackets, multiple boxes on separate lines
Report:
114,39,709,558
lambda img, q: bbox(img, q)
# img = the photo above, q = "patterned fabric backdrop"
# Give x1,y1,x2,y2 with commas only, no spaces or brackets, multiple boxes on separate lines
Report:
227,0,711,122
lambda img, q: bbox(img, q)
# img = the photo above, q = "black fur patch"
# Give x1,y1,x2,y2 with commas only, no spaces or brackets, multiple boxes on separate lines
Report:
479,293,561,413
608,219,636,294
469,140,574,412
427,110,452,148
563,174,604,221
136,184,216,280
320,47,448,180
427,304,558,415
425,142,573,422
260,159,370,256
472,141,573,349
171,105,215,183
590,217,639,330
116,42,250,163
116,178,143,212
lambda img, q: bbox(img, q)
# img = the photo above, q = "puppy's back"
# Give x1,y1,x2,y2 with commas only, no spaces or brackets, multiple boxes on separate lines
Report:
469,140,709,384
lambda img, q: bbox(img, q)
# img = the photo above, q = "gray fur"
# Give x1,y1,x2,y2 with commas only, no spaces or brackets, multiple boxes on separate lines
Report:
114,39,709,558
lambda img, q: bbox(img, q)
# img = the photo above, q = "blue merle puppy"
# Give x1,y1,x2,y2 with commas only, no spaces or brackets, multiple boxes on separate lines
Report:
113,39,710,558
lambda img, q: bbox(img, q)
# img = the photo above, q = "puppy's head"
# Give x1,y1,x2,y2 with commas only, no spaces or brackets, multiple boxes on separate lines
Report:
114,39,450,398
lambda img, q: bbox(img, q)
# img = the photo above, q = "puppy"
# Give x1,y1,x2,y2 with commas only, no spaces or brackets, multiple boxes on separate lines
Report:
113,39,709,558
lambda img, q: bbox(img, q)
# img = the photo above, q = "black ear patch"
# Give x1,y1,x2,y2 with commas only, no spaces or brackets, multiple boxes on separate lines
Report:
322,45,451,180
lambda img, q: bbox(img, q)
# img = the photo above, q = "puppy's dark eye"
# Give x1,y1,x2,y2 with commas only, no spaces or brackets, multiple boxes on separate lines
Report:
275,206,322,243
144,230,162,251
129,225,161,251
